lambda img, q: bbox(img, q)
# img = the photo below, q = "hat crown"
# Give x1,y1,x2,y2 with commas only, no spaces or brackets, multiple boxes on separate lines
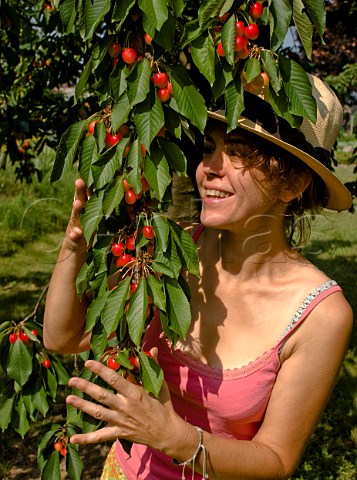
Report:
300,75,343,153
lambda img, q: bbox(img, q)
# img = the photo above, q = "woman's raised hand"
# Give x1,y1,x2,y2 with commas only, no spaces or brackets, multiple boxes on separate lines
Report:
64,178,88,252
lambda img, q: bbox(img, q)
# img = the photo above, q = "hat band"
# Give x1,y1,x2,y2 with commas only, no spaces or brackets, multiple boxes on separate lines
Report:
242,93,331,168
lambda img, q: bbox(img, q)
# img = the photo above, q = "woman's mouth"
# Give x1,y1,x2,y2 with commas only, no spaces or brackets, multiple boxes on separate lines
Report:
205,188,232,199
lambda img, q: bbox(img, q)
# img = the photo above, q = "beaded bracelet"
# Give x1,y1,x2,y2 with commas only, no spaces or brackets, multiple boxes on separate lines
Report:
174,426,208,480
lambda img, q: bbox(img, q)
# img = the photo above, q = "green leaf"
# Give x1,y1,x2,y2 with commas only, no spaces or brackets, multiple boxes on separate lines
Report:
112,0,136,22
91,139,128,190
51,357,70,385
59,0,77,34
110,67,128,103
278,56,317,123
33,383,49,417
268,87,303,128
152,212,170,252
111,94,131,133
127,278,148,346
43,367,58,401
170,65,207,133
164,277,191,338
90,321,109,359
83,0,111,40
134,87,165,152
244,57,261,83
138,0,168,31
260,49,282,93
81,190,104,244
198,0,227,27
138,351,164,397
153,237,182,279
143,143,171,201
6,339,33,387
225,77,244,133
79,133,98,187
149,10,176,52
101,278,131,337
103,176,125,218
303,0,326,39
191,31,216,86
168,220,200,277
147,275,166,311
0,396,14,432
86,291,111,332
180,19,202,48
51,121,87,183
13,396,30,438
221,14,236,67
157,137,187,173
269,0,292,52
76,261,95,299
292,0,313,60
75,56,93,104
42,450,61,480
67,445,83,480
127,58,152,107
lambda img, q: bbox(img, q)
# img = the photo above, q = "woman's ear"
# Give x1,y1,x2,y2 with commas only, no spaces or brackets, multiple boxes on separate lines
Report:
279,169,312,203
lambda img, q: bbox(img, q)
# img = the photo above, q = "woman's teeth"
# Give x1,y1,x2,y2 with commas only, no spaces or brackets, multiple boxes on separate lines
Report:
205,189,231,198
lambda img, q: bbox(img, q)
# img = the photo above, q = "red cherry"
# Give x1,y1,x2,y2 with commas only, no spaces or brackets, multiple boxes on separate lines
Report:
118,124,130,136
126,373,137,384
129,355,140,369
234,35,248,51
20,331,29,342
107,356,120,370
122,178,131,192
141,176,150,192
60,448,67,457
236,46,249,60
167,82,174,97
235,20,245,36
9,333,18,344
126,236,136,250
111,242,125,257
109,42,122,58
105,131,121,149
31,329,38,337
88,120,98,135
122,48,137,64
123,145,130,158
144,350,153,357
140,144,147,157
216,42,225,57
143,225,155,240
114,254,132,268
249,2,264,19
112,56,119,68
125,189,137,205
144,33,152,45
54,442,63,452
153,72,168,89
244,23,259,40
130,282,138,295
261,71,269,87
42,359,51,368
157,88,170,103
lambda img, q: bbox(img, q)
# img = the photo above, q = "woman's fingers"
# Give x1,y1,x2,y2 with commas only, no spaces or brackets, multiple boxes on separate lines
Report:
82,360,135,395
67,376,121,408
69,425,121,445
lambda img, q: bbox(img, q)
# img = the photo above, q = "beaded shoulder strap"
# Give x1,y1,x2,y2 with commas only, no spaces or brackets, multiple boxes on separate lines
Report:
278,280,342,345
191,223,205,243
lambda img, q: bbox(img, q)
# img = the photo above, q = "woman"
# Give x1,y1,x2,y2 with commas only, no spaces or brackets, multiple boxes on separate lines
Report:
43,75,353,480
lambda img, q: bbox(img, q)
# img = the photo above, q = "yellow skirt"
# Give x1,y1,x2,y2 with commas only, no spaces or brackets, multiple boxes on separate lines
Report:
100,442,128,480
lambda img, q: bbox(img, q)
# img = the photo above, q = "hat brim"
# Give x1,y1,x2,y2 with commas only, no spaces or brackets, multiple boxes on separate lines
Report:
208,111,352,211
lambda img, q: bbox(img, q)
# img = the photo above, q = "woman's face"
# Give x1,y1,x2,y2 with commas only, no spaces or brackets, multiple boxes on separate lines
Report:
196,124,282,231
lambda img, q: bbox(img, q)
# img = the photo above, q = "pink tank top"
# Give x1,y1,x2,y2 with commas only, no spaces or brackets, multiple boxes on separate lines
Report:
115,226,342,479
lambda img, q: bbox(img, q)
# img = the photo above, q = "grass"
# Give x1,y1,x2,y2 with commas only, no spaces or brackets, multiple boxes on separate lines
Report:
0,159,356,479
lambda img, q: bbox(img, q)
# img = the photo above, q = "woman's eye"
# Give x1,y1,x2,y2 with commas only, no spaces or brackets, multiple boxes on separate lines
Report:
203,142,215,155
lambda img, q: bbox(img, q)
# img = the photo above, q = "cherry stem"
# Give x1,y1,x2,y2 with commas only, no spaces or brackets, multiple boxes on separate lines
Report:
23,283,49,323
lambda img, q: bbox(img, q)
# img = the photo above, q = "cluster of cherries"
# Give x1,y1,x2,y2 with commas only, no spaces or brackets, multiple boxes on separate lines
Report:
53,436,68,457
151,71,173,103
105,349,153,386
216,1,264,62
8,327,51,368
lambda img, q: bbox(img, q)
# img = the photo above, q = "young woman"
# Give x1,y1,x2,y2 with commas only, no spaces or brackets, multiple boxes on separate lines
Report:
43,75,353,480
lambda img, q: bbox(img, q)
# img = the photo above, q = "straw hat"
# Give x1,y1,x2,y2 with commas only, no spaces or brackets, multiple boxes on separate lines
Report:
208,75,352,211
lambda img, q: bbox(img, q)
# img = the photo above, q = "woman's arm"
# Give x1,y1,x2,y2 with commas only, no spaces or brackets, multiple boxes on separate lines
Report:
65,291,352,480
43,178,92,354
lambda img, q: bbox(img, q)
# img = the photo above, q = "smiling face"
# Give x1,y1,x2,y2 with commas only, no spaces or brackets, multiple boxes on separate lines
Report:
196,123,286,231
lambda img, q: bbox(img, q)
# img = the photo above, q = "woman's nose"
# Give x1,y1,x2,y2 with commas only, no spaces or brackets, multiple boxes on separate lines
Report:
202,149,225,176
